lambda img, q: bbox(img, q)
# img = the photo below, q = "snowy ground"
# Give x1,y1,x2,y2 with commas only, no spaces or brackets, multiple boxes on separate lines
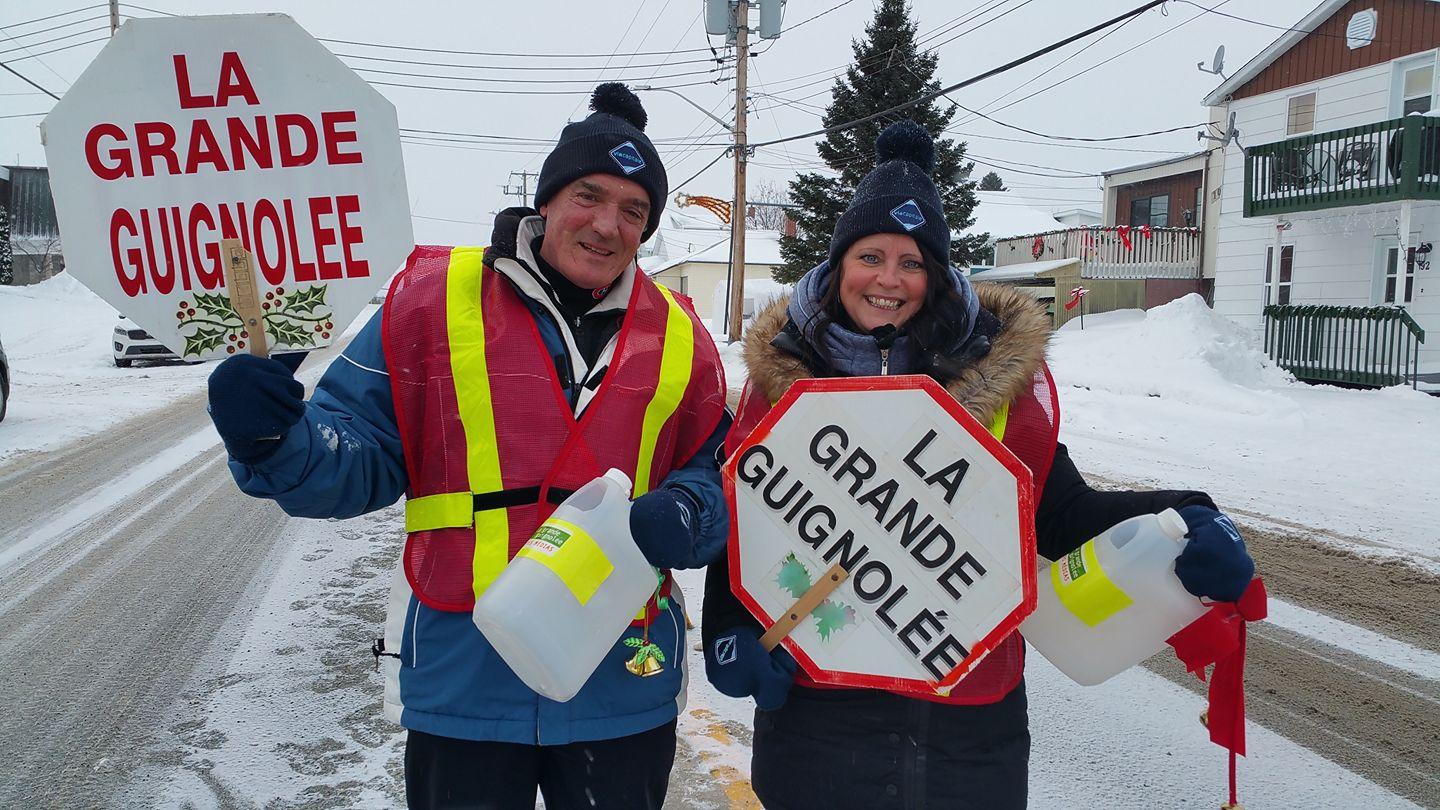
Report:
3,276,1434,807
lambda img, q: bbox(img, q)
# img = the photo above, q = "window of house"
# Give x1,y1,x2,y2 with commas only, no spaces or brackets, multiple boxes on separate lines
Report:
1287,93,1316,136
1402,64,1434,115
1382,247,1415,304
1128,194,1169,227
1264,245,1294,306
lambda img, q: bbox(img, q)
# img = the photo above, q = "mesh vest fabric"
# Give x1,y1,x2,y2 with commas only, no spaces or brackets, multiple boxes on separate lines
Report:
725,365,1060,704
383,245,725,614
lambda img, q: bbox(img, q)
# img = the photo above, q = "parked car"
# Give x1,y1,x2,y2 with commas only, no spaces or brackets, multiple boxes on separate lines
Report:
113,316,182,367
0,332,9,423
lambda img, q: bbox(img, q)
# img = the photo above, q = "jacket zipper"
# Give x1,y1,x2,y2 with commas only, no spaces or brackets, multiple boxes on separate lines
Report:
880,348,890,375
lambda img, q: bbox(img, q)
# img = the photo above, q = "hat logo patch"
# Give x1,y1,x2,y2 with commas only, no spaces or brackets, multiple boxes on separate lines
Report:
890,199,925,231
609,141,646,175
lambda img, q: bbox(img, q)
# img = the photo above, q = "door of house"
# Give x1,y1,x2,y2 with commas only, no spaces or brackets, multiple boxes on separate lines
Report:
1375,241,1417,306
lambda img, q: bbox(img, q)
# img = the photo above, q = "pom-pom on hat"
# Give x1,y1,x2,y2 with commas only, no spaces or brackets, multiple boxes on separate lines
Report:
828,120,950,271
535,83,669,239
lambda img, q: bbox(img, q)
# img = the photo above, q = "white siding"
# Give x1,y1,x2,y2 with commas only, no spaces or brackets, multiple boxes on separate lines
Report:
1212,60,1440,374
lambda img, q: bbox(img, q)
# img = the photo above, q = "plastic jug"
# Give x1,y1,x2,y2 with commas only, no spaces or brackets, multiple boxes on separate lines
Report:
473,469,658,702
1019,508,1208,686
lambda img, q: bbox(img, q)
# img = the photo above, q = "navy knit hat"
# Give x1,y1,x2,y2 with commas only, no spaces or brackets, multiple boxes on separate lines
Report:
535,83,668,240
829,120,950,270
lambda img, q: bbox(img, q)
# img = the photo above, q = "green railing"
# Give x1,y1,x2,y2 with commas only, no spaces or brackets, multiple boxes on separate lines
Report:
1244,115,1440,217
1263,305,1426,388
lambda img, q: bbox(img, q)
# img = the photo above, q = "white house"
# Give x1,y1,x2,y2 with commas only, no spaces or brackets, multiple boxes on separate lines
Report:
639,207,784,330
1205,0,1438,386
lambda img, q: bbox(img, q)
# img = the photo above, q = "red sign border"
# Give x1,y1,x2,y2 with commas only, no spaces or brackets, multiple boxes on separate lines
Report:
721,374,1038,696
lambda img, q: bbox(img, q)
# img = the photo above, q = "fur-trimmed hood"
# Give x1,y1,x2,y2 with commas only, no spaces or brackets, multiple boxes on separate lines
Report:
744,282,1051,427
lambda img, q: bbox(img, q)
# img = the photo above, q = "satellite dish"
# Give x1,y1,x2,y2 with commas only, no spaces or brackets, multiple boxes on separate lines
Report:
1198,45,1226,76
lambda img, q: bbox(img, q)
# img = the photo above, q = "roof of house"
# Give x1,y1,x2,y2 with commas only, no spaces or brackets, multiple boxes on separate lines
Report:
969,257,1080,282
1103,149,1209,178
1201,0,1346,106
966,191,1067,241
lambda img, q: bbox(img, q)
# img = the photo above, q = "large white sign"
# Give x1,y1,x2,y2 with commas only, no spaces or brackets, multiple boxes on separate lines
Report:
41,14,412,360
723,376,1037,696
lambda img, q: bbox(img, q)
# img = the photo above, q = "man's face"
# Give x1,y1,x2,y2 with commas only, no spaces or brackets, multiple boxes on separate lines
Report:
538,174,651,289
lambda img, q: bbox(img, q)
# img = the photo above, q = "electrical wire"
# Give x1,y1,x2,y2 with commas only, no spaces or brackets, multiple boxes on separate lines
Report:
0,34,107,62
0,5,103,31
0,61,61,100
0,26,110,56
347,62,724,85
0,14,109,41
331,49,728,71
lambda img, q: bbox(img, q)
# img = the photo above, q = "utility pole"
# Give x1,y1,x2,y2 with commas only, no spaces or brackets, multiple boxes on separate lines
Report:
502,170,539,208
109,0,120,35
725,0,750,343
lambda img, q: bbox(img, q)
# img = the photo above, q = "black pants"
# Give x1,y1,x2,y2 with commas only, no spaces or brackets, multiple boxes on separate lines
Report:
751,681,1030,810
404,721,677,810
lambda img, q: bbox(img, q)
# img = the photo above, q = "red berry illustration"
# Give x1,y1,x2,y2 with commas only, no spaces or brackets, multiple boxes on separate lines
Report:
265,292,274,301
237,341,246,349
187,308,196,316
275,287,284,294
322,331,330,339
313,324,322,332
178,301,188,308
227,346,236,354
228,334,237,342
325,321,333,329
262,303,270,310
241,330,249,338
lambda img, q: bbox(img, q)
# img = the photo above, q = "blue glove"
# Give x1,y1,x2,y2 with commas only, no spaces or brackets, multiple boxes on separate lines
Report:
207,353,307,463
705,627,798,711
1175,505,1255,602
629,486,703,569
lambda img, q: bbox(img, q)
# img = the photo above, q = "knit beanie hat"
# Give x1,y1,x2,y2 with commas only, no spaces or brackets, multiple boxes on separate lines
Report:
535,83,668,240
829,120,950,270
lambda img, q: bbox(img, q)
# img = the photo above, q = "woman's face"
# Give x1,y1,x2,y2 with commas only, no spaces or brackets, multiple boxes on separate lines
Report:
838,233,929,331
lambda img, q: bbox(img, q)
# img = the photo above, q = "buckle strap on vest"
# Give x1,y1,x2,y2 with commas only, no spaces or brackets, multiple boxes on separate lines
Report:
405,487,578,533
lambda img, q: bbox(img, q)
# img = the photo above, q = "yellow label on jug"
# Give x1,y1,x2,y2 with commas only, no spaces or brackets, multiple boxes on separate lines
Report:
1051,541,1133,627
516,518,614,605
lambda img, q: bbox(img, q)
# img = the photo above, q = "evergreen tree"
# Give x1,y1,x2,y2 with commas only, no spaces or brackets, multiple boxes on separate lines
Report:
776,0,985,284
0,206,12,286
979,171,1007,191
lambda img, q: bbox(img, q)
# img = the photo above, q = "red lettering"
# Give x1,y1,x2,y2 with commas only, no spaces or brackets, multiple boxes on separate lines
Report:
138,209,166,294
190,203,222,288
227,116,273,170
134,122,180,178
110,209,146,296
85,124,132,181
284,199,316,282
172,54,214,109
276,114,318,167
184,118,229,174
321,111,362,165
216,201,252,250
155,206,178,294
170,206,194,291
253,198,287,286
335,194,369,278
216,51,260,107
308,196,342,280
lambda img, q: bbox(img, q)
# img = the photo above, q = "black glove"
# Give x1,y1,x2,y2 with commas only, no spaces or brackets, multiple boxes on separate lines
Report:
1175,505,1256,602
629,486,703,569
705,627,798,710
207,353,306,463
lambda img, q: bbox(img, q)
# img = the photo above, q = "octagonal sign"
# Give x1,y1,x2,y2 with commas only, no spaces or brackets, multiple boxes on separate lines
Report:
41,14,412,360
723,375,1037,696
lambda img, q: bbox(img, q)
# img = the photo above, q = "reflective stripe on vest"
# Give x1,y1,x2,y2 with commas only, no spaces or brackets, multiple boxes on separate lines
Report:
633,285,694,498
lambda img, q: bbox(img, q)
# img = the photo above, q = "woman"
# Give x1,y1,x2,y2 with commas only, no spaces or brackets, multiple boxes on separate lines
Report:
701,121,1254,810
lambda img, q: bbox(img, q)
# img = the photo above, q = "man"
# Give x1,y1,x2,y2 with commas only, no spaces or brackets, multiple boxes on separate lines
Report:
207,83,730,809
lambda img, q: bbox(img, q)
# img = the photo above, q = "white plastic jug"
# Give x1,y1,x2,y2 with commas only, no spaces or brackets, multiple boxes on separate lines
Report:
1019,508,1209,686
473,469,658,702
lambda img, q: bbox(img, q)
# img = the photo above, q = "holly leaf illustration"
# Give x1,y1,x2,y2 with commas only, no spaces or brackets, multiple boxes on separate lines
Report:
282,284,328,314
182,326,228,358
266,317,315,348
192,291,239,321
623,637,646,649
812,600,856,641
776,553,812,599
650,646,666,664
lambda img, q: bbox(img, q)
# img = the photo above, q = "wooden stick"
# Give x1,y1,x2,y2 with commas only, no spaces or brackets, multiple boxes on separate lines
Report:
759,562,849,652
220,237,269,358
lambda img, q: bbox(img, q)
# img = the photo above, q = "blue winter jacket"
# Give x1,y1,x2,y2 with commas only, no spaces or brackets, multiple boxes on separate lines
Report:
227,218,731,745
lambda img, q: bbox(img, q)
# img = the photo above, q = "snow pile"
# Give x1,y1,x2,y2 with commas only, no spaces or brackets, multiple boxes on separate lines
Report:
1050,294,1295,415
710,278,791,332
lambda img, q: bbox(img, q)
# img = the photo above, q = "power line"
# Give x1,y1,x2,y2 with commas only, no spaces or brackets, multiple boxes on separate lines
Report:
0,26,109,56
780,0,860,33
0,14,109,41
366,75,724,96
958,107,1207,142
0,34,107,62
0,111,48,120
347,62,724,85
0,5,103,31
0,61,60,100
1175,0,1400,44
746,0,1169,151
332,49,728,71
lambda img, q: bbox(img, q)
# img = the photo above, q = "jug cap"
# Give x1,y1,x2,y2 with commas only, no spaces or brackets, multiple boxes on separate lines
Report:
1157,508,1189,542
602,468,634,491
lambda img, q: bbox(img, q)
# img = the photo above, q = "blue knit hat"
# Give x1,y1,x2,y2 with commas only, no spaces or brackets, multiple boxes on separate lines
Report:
829,120,949,269
535,83,668,239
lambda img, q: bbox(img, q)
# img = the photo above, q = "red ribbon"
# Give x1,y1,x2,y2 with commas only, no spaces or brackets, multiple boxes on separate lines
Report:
1166,578,1268,807
1116,225,1132,250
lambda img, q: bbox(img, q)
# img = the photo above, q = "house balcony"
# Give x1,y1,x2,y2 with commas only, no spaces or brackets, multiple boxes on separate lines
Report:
992,226,1201,279
1243,115,1440,217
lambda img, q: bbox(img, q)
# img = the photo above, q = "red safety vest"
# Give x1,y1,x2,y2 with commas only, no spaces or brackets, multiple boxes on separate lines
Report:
726,365,1059,705
384,245,726,616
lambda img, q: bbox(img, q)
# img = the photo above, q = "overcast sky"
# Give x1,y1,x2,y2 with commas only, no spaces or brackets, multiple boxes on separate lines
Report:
2,0,1319,245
